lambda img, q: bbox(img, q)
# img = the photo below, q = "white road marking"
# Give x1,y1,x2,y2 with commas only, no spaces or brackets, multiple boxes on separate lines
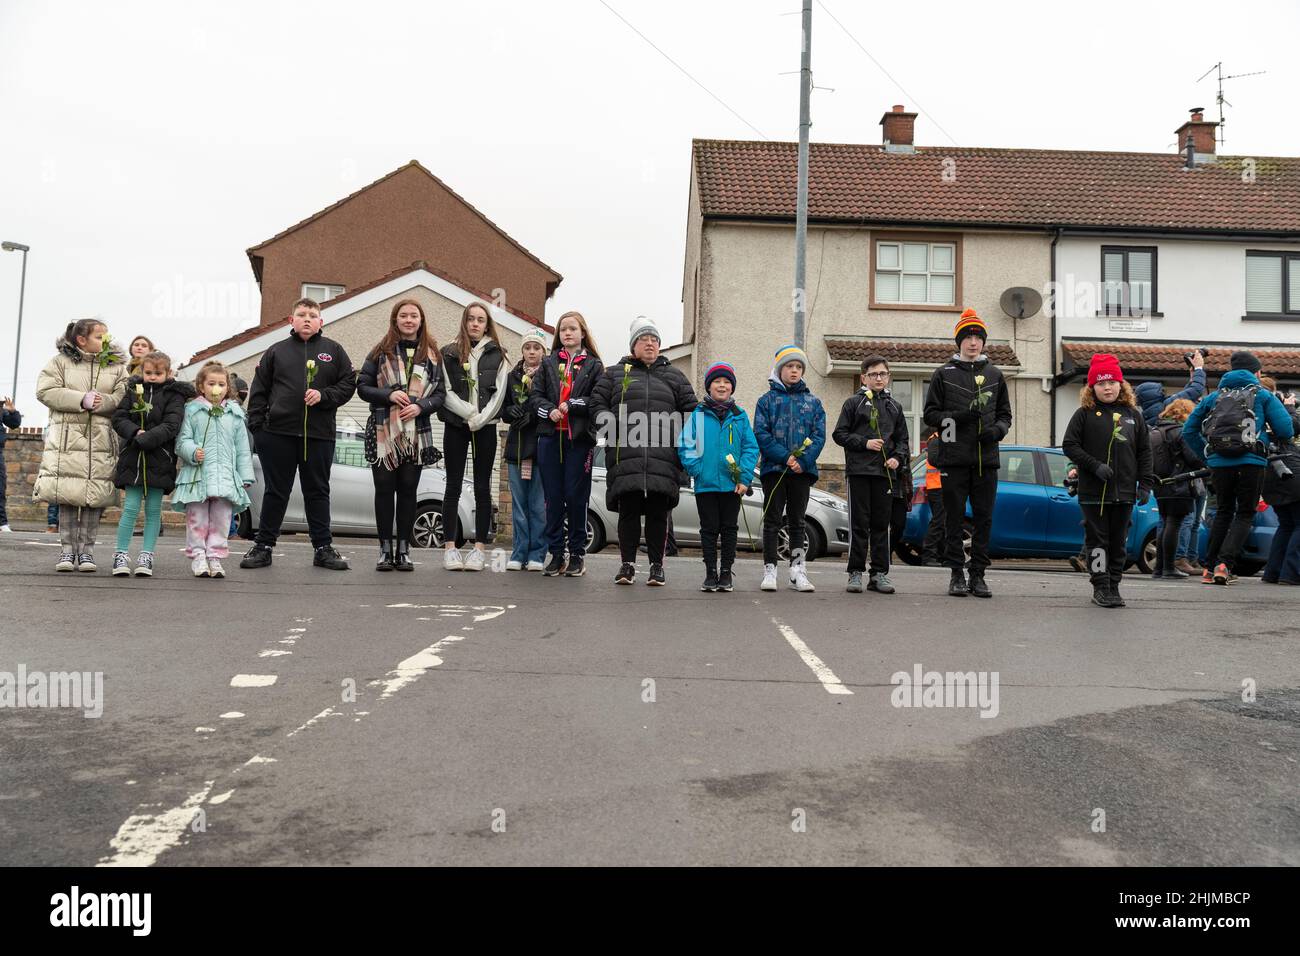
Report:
286,707,339,738
230,674,277,687
287,627,307,633
773,618,853,695
194,727,215,733
209,789,235,805
369,635,464,699
219,711,243,719
259,649,292,658
97,780,214,867
244,755,277,766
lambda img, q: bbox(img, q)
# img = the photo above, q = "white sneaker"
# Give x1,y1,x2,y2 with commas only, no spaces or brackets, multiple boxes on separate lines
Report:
191,555,210,577
761,564,778,591
443,548,464,571
208,559,225,578
463,548,486,572
0,524,12,533
789,565,816,592
526,560,545,572
506,559,523,571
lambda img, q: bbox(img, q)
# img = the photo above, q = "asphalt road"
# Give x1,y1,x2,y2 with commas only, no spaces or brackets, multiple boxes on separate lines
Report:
1,528,1297,866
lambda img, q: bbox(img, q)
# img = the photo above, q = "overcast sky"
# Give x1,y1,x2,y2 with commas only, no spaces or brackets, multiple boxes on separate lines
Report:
3,0,1298,423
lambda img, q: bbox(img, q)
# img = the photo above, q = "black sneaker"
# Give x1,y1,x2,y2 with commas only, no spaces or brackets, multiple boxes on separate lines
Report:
544,553,568,576
240,544,272,569
717,568,734,592
1111,586,1126,607
967,572,991,599
647,564,666,586
948,569,967,596
1091,585,1117,608
701,568,719,591
313,546,350,570
615,563,635,585
565,555,586,577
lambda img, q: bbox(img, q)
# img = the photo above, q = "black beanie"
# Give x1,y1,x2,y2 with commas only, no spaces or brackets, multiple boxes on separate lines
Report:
1230,350,1262,374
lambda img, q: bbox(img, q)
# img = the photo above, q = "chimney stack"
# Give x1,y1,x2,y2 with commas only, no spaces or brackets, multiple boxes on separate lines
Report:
1175,107,1218,165
880,104,918,153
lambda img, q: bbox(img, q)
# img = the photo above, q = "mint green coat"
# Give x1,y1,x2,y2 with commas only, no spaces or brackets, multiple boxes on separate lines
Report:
171,399,254,513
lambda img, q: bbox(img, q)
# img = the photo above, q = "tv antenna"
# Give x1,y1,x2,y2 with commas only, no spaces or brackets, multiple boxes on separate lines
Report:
1197,61,1265,150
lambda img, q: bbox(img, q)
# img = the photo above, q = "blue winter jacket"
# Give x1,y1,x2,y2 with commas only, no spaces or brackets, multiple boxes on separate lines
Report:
678,403,760,494
1134,368,1206,425
1183,369,1295,468
752,376,826,478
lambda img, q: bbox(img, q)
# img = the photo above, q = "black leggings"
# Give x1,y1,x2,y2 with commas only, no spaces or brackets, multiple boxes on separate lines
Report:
761,471,813,564
1156,498,1193,571
442,425,497,543
696,491,742,571
618,491,673,565
373,460,422,541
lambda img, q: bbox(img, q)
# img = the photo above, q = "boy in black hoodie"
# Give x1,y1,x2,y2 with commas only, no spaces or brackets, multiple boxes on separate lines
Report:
1061,353,1153,608
922,310,1013,598
241,298,357,570
833,355,909,594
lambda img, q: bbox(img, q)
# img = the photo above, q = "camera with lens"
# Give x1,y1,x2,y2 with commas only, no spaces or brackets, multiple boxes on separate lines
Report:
1063,474,1079,497
1182,347,1208,368
1268,451,1294,481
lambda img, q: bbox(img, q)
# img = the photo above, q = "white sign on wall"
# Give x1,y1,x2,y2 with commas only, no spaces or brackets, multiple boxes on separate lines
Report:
1108,318,1149,333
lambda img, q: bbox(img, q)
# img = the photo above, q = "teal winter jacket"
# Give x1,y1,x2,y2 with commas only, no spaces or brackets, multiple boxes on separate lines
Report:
172,398,254,513
678,403,760,494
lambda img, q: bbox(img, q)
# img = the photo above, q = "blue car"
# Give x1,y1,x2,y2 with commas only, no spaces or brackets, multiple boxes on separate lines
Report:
1195,499,1276,577
898,445,1162,571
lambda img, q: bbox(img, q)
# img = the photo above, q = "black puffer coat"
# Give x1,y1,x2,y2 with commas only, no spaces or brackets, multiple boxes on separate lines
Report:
502,360,542,464
1148,418,1201,500
530,349,605,444
832,387,910,479
589,354,698,509
922,354,1013,469
111,377,194,492
1062,401,1153,505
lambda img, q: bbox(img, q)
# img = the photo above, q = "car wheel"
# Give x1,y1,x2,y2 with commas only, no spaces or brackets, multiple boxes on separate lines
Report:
412,503,445,549
1136,531,1157,574
586,512,606,554
777,521,823,562
962,521,974,567
894,539,923,566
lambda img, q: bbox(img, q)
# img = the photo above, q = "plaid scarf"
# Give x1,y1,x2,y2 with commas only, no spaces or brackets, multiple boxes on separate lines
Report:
703,396,736,422
375,346,438,469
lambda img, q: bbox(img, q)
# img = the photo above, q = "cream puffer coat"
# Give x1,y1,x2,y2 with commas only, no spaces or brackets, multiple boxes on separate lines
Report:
34,336,130,508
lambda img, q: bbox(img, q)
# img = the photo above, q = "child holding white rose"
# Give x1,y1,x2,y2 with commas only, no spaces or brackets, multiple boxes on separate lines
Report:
501,327,551,571
678,362,759,592
173,362,254,578
109,351,192,577
1061,353,1153,608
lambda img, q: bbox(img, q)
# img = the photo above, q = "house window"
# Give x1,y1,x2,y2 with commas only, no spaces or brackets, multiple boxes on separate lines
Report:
1101,246,1157,316
301,283,345,303
886,377,930,452
1244,252,1300,318
872,237,958,308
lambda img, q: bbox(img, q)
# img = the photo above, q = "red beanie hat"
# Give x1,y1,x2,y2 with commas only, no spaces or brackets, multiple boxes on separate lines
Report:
1086,353,1124,388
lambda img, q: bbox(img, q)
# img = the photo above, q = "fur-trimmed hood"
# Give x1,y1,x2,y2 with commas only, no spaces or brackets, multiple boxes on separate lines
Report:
55,334,128,366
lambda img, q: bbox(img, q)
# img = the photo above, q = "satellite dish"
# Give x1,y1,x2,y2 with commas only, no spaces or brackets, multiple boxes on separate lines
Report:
1000,286,1042,320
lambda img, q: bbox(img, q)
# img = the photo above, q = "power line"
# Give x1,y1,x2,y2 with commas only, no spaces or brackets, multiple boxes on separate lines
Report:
816,0,959,147
597,0,769,141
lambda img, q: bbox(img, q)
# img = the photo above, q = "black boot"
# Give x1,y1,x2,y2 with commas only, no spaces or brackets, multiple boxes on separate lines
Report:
394,540,414,572
376,540,394,572
948,569,968,597
967,571,992,599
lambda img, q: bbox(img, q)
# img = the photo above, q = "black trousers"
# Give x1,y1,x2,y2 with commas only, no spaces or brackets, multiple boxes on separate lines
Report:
922,488,945,562
254,430,335,549
0,446,8,525
940,464,998,571
891,495,907,554
846,475,891,574
696,491,741,571
761,471,813,564
442,425,497,544
1206,464,1265,572
1155,498,1193,571
618,491,672,565
1080,502,1132,590
372,459,422,542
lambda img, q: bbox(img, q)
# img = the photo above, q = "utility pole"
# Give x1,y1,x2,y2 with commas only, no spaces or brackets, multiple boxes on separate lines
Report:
793,0,811,350
1,241,28,400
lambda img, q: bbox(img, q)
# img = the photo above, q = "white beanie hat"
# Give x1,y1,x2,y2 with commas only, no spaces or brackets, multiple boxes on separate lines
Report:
521,327,549,352
629,316,661,352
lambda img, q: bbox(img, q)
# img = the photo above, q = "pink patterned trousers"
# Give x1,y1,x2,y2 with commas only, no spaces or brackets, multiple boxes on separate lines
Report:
186,497,234,559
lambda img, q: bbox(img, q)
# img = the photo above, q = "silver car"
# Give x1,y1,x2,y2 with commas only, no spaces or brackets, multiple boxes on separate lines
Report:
238,430,495,548
584,446,849,560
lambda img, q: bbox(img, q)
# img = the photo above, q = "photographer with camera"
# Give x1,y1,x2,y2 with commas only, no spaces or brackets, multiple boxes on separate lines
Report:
1259,378,1300,584
1148,399,1202,579
1184,351,1294,585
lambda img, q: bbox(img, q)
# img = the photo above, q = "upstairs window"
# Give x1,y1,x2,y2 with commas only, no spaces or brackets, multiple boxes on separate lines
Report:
1101,246,1156,316
1244,252,1300,318
873,239,957,307
301,283,345,303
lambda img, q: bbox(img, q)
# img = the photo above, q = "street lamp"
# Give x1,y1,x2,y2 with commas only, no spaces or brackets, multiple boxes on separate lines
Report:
2,241,29,401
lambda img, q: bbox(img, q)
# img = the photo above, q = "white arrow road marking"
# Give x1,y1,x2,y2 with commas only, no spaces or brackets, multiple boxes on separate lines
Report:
369,635,464,699
97,781,214,867
773,618,853,695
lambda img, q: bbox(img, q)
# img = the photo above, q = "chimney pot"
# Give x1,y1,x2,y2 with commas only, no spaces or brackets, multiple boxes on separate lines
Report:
892,104,904,113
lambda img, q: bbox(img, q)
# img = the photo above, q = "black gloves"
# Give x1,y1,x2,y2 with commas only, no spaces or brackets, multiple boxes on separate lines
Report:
1094,463,1114,482
949,409,979,425
1138,488,1151,505
978,429,999,446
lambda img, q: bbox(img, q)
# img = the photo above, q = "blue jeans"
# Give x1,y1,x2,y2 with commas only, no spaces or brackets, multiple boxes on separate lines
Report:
1262,500,1300,582
536,435,594,558
507,460,548,565
1176,495,1203,560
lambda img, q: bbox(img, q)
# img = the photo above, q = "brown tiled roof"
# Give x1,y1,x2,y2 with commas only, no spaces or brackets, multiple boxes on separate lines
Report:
693,140,1300,234
246,160,562,283
183,261,551,368
826,338,1020,368
1061,341,1300,378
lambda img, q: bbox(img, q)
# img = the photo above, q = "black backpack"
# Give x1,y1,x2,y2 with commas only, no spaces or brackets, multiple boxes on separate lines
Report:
1203,385,1260,457
1149,421,1184,479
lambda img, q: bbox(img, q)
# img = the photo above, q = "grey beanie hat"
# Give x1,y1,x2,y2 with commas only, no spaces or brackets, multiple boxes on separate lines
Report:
629,316,661,352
